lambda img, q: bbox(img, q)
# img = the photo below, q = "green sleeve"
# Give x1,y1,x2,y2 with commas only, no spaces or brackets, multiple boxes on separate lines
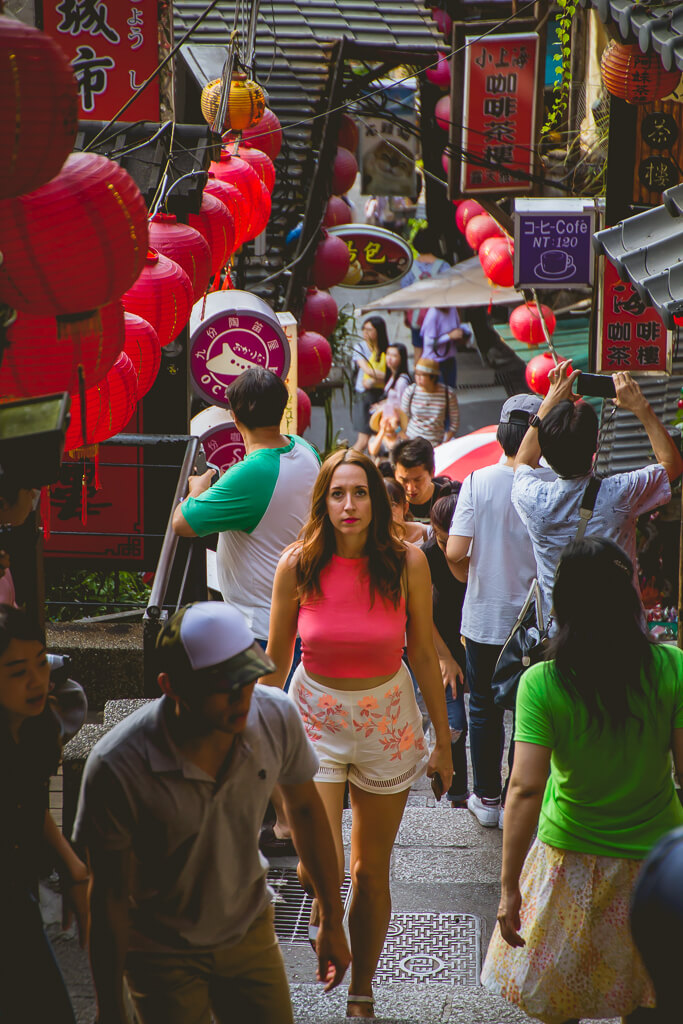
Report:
181,452,279,536
658,645,683,728
514,664,555,748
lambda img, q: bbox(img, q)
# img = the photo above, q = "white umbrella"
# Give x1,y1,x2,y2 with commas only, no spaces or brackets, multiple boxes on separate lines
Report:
359,256,524,312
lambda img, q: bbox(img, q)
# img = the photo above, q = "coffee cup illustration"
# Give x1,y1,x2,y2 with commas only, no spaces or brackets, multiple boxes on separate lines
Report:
535,249,575,279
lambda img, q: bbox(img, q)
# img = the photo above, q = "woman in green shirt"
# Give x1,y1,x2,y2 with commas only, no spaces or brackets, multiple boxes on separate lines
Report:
482,537,683,1024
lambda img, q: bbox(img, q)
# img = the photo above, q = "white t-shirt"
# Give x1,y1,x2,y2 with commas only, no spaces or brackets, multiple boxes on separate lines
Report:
450,463,549,645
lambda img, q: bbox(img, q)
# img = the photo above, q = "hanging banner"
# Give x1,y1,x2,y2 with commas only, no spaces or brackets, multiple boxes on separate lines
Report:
460,32,539,195
328,225,413,289
41,0,160,121
597,259,672,376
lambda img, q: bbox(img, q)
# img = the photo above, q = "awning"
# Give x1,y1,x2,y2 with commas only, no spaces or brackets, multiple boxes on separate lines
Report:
359,256,524,312
579,1,683,72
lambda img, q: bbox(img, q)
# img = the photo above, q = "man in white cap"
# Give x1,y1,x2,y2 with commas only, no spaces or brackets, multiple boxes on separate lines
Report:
446,394,551,830
73,602,349,1024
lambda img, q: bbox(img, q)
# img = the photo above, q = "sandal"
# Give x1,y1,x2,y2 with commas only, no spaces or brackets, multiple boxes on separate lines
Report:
346,994,375,1018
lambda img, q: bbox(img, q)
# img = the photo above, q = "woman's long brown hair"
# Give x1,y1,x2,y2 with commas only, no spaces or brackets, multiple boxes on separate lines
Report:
296,449,406,606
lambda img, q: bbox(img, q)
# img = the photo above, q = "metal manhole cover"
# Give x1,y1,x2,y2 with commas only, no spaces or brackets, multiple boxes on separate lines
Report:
269,867,352,944
375,913,480,985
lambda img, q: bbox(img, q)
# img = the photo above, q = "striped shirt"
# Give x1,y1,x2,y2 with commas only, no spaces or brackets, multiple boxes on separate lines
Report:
401,382,459,446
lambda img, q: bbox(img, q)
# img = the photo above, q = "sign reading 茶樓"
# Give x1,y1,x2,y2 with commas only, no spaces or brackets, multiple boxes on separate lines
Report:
514,199,599,289
597,259,672,376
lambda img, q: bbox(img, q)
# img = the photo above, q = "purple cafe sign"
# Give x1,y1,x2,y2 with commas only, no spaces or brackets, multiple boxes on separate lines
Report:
513,199,599,290
189,291,290,409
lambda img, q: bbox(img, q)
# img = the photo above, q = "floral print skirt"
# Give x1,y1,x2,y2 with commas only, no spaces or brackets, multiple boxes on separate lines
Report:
481,839,656,1024
289,662,428,793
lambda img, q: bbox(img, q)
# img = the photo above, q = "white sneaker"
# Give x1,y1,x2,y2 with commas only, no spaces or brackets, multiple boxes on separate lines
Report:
467,793,501,828
498,806,504,830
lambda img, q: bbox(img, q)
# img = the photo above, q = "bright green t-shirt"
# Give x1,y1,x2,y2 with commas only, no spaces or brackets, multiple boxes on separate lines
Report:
515,643,683,859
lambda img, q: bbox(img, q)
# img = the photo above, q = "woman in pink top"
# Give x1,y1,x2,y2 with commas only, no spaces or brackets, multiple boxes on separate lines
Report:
267,449,452,1018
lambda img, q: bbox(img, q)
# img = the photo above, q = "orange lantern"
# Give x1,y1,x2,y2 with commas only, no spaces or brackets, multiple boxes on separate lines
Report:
201,72,265,132
601,42,681,104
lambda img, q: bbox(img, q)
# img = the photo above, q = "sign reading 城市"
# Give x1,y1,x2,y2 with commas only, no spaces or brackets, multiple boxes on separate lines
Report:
514,199,599,289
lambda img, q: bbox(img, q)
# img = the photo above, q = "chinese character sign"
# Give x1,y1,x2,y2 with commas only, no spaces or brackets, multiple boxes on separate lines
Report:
598,259,671,376
43,0,160,121
461,33,538,194
328,225,413,288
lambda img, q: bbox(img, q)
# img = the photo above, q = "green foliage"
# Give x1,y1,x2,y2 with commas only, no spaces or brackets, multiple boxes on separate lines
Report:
46,569,151,621
542,1,577,136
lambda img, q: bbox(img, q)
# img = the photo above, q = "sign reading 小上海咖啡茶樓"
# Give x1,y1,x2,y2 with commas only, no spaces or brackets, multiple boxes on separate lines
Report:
328,224,413,289
596,259,672,376
513,199,599,290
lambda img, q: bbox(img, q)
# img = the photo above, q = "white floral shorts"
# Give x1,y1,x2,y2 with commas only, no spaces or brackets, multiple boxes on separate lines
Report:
289,662,428,793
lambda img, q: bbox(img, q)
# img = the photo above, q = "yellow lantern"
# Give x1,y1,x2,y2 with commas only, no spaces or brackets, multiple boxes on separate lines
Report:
201,73,266,132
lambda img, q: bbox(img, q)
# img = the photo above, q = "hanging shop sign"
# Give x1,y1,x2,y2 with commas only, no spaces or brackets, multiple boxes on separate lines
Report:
191,406,246,476
328,225,413,289
41,0,160,121
514,198,598,289
189,291,290,408
597,259,672,376
359,80,418,197
460,32,539,195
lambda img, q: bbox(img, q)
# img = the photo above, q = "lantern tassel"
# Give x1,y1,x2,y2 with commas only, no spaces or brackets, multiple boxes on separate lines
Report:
41,486,51,543
94,446,101,490
57,309,102,345
81,464,88,526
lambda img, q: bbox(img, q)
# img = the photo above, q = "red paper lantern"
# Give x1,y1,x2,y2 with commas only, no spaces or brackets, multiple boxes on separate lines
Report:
312,233,350,289
0,302,124,399
323,195,353,228
121,249,193,347
0,153,148,316
426,51,451,88
601,42,681,104
229,107,282,160
331,147,358,195
237,144,275,193
435,95,451,131
188,192,235,275
509,303,557,346
301,288,338,338
431,6,453,38
455,199,484,233
123,313,161,399
65,351,138,449
525,352,556,397
209,150,262,240
298,331,333,388
441,149,451,178
297,388,312,433
479,236,514,288
205,173,249,249
338,114,359,154
242,179,271,241
465,213,505,252
149,213,212,302
0,16,78,201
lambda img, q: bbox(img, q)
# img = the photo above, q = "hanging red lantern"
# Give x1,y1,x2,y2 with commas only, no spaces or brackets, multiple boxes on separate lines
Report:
65,351,139,449
338,114,359,154
205,173,249,250
237,144,275,193
455,199,484,234
426,50,451,88
188,192,235,276
234,106,283,160
435,95,451,131
209,150,262,241
323,195,353,228
121,249,193,347
312,232,350,289
510,303,557,346
0,301,124,399
297,388,312,433
0,153,148,316
465,213,505,252
301,287,338,338
243,179,272,241
331,147,358,195
601,42,681,104
123,313,161,399
479,236,514,288
431,6,453,38
526,352,558,397
0,15,78,201
298,331,333,388
441,150,450,179
149,213,212,303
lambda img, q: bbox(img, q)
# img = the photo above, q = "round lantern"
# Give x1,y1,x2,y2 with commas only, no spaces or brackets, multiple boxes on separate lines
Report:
297,388,312,433
526,352,557,397
338,114,359,154
65,351,139,449
312,233,351,289
236,107,283,160
200,72,265,132
426,51,451,89
237,144,275,193
431,6,453,38
205,173,249,250
123,313,161,399
0,153,148,316
0,15,78,201
298,331,333,388
301,287,338,338
0,301,124,399
331,147,358,195
245,179,272,241
149,213,212,302
188,192,235,276
465,213,505,252
510,303,557,346
323,195,353,228
435,95,451,131
455,199,484,233
121,249,193,347
479,236,514,288
441,149,451,178
209,150,263,242
601,42,681,104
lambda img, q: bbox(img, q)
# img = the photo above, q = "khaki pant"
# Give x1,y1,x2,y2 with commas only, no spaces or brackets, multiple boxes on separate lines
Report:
125,906,293,1024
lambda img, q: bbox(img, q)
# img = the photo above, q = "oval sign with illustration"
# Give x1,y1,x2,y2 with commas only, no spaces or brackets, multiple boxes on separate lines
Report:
201,422,246,475
328,224,413,289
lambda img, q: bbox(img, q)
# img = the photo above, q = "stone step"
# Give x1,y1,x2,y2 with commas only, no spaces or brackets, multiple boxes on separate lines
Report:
47,620,144,711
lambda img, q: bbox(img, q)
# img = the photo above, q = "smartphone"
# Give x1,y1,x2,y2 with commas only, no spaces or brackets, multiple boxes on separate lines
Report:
430,772,444,802
575,372,616,399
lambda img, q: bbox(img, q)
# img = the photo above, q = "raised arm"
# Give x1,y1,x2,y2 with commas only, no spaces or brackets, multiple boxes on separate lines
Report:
514,360,578,471
613,371,683,483
263,548,300,687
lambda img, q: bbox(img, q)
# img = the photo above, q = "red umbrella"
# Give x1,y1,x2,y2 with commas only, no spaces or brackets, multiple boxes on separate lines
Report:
434,426,503,482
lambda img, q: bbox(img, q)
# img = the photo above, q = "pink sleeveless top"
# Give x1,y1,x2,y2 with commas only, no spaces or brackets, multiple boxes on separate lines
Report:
298,555,406,678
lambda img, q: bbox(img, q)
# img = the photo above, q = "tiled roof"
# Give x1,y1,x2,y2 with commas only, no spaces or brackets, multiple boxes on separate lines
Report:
579,1,683,71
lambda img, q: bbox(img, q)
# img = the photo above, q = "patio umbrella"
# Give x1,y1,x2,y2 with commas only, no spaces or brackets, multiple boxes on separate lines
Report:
359,256,523,312
434,425,503,482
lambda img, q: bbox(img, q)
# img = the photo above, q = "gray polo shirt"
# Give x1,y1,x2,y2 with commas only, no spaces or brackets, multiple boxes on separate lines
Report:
72,687,318,952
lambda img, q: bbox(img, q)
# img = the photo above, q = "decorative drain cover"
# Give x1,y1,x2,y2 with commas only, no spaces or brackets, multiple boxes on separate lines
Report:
269,868,352,944
374,913,480,985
